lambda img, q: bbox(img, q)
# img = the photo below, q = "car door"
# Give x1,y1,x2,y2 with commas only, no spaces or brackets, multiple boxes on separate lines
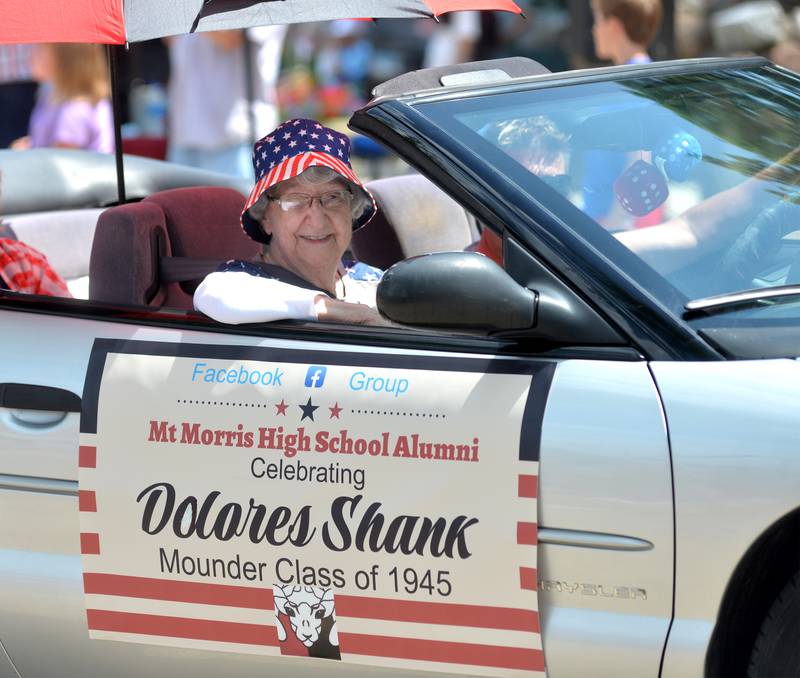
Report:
0,289,673,678
538,358,673,677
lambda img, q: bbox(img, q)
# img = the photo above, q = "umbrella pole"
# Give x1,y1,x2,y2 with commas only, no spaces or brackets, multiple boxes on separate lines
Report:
107,44,126,204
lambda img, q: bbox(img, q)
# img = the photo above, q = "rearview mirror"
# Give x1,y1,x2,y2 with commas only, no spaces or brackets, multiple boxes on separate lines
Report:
376,252,536,330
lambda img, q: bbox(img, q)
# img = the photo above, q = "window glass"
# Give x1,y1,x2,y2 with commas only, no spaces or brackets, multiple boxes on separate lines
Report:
420,65,800,322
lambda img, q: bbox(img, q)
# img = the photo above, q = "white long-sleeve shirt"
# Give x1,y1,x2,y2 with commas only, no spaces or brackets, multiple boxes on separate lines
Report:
193,264,379,325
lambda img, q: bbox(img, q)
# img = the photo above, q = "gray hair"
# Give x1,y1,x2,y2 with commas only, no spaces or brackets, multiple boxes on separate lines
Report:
247,166,370,225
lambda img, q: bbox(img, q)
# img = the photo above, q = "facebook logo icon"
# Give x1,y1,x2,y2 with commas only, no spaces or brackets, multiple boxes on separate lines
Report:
304,366,327,388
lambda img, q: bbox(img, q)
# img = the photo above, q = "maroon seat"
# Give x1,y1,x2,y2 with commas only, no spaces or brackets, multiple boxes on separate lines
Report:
89,187,259,309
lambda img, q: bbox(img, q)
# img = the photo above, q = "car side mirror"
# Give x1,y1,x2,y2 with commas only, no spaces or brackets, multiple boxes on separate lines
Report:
376,252,536,330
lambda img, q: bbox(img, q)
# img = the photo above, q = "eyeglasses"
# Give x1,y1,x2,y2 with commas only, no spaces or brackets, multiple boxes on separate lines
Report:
269,189,352,212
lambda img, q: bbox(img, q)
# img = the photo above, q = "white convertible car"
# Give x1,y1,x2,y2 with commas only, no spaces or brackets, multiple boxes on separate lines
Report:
1,56,799,678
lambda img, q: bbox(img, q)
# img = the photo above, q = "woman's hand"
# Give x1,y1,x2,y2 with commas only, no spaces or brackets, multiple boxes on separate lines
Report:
313,295,396,327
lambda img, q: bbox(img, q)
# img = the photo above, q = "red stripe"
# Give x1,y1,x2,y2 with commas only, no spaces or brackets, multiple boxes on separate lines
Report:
86,611,541,670
263,167,277,188
337,595,538,633
290,153,304,178
275,156,290,183
302,154,317,173
296,155,309,175
422,0,522,16
80,533,100,555
518,474,538,498
81,573,538,632
517,522,538,545
519,567,538,591
84,573,274,610
280,155,293,182
319,152,359,183
314,150,344,171
310,155,340,177
280,155,295,182
78,490,97,512
79,446,96,468
86,610,278,646
244,177,267,212
340,632,545,671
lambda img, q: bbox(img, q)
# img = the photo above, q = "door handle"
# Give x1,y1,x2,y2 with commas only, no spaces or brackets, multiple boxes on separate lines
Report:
0,383,81,413
10,409,68,427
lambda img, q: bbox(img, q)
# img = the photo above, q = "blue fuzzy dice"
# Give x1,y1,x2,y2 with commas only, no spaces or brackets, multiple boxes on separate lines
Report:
655,130,702,181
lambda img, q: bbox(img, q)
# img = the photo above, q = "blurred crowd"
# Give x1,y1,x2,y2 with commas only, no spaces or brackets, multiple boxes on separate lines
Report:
2,0,800,181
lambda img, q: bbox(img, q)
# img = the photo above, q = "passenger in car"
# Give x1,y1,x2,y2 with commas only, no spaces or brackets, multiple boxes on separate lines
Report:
476,114,798,276
193,118,391,326
472,116,568,266
0,238,71,296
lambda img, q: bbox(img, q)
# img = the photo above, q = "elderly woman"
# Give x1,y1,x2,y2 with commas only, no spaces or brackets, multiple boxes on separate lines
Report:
194,118,388,326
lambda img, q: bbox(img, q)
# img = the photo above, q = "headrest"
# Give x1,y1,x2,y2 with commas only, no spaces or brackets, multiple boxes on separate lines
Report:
143,187,256,261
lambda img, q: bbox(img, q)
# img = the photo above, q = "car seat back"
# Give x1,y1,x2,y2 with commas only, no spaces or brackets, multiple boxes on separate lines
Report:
89,186,258,309
352,174,479,270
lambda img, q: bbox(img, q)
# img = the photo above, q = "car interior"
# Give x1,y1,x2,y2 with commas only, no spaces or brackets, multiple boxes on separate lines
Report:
0,150,481,313
89,186,258,309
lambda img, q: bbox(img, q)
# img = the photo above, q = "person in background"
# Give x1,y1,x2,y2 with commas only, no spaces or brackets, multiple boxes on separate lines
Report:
11,44,114,153
591,0,662,67
166,26,286,180
0,44,37,149
0,239,71,297
474,116,569,265
474,114,800,285
586,0,663,227
770,40,800,72
422,12,480,69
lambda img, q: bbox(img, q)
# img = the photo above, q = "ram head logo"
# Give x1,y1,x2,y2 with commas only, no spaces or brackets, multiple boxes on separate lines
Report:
273,584,341,660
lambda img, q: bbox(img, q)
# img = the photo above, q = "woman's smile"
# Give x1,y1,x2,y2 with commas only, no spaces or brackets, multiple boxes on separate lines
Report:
299,233,334,243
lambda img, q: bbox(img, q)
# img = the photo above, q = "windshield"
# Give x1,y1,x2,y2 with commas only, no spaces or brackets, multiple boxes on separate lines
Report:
419,64,800,325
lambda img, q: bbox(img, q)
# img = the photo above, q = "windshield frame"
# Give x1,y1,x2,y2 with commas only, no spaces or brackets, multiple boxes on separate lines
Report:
352,105,719,360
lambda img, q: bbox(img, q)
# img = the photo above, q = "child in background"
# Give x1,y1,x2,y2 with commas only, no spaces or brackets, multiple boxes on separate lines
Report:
12,43,114,153
166,27,286,180
591,0,662,66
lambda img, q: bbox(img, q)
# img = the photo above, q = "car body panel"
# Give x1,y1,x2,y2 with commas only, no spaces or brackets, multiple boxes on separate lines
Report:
651,359,800,677
2,306,675,677
0,642,16,678
538,360,672,677
3,309,554,677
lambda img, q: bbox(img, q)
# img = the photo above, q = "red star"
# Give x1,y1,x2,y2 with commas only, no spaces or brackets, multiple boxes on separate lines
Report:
275,400,288,416
329,402,343,419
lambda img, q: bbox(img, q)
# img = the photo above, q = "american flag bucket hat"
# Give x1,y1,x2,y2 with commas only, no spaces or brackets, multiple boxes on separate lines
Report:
241,118,377,244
